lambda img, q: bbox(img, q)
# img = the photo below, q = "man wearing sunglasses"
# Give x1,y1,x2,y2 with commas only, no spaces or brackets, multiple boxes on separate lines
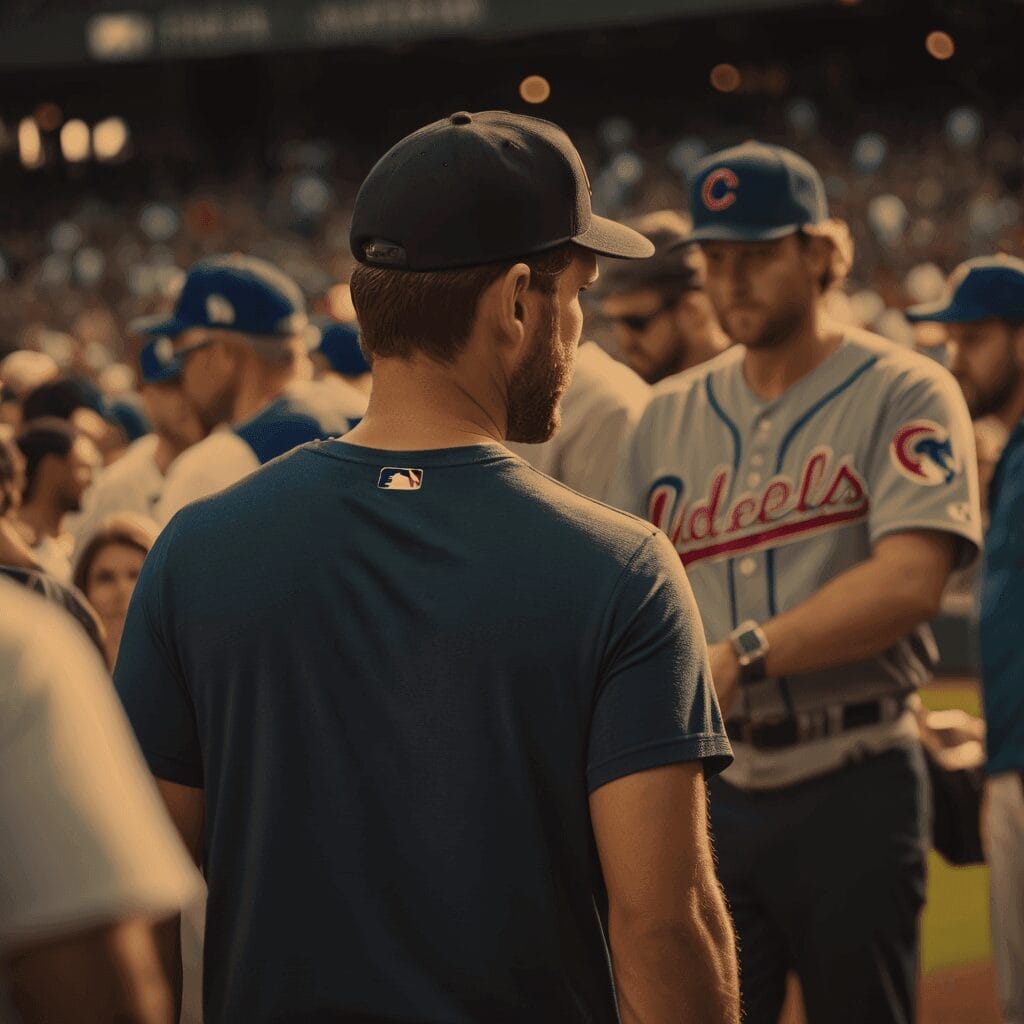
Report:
132,255,360,524
599,209,728,385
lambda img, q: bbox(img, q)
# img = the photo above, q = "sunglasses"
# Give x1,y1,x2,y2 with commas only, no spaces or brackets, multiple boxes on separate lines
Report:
608,299,677,333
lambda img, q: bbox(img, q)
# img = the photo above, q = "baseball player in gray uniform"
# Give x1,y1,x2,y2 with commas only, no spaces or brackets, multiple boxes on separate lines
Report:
608,141,983,1024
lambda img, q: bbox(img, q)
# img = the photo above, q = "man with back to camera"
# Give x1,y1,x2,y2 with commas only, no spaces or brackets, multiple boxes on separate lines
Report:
905,255,1024,1024
129,254,360,524
607,141,983,1024
114,110,739,1024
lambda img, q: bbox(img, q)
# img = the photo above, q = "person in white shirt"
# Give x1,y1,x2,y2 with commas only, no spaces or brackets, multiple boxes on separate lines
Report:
0,579,202,1023
13,418,100,582
71,339,206,547
130,255,359,524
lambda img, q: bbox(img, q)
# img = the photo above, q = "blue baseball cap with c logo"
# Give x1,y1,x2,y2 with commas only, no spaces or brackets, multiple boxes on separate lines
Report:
687,141,829,243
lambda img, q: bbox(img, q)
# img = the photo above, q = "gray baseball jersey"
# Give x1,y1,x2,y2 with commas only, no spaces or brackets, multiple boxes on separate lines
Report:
609,327,982,722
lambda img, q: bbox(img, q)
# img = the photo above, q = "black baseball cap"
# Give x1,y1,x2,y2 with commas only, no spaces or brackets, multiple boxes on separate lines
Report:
350,110,654,271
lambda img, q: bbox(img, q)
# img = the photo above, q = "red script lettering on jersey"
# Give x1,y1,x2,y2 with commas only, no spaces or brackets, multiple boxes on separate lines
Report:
647,446,869,567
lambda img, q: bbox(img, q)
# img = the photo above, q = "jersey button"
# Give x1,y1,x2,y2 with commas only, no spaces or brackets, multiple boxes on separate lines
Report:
739,557,758,576
757,418,772,433
747,473,762,487
750,453,765,467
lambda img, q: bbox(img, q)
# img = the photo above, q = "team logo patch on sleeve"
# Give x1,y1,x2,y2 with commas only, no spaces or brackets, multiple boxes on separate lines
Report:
890,420,958,486
378,467,423,490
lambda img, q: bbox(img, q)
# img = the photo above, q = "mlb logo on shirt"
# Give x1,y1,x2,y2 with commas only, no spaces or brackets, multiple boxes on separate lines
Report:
378,467,424,490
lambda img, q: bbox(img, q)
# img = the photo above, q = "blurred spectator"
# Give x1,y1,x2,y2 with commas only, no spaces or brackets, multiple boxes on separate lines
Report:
15,418,100,581
313,320,373,399
135,256,358,524
0,578,201,1024
71,340,206,547
73,514,160,671
0,430,39,570
21,376,127,465
906,256,1024,1024
597,210,729,383
0,352,59,432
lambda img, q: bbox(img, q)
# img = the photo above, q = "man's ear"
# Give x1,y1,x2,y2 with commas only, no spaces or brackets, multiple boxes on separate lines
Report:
800,234,831,284
1013,324,1024,370
487,263,532,352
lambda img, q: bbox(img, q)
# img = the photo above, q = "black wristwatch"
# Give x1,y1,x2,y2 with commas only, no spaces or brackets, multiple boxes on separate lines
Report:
729,620,769,685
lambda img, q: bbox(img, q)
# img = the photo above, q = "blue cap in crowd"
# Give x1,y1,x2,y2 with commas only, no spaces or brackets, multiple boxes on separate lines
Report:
138,337,181,383
316,321,371,377
687,141,829,243
905,255,1024,323
130,254,316,342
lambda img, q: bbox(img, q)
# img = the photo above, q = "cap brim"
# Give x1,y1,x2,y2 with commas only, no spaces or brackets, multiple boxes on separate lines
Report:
128,313,188,338
904,299,990,324
573,215,656,260
685,223,802,244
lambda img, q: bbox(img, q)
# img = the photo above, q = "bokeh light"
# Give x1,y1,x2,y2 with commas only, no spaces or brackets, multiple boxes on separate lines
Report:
18,118,43,169
851,132,887,173
945,106,982,151
93,117,130,161
60,119,91,163
33,103,62,132
710,64,742,93
519,75,551,104
926,31,955,61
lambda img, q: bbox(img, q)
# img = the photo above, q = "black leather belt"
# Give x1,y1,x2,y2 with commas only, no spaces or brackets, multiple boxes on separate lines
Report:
726,697,906,750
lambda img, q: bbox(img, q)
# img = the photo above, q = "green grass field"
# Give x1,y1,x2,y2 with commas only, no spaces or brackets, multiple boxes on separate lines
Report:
920,683,991,974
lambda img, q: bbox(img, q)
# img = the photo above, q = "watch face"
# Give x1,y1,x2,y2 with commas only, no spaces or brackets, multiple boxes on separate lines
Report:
734,629,763,657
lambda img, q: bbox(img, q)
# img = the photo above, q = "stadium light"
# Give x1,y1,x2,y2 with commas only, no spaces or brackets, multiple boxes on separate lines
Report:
93,117,130,161
710,64,742,93
60,119,91,163
18,118,44,169
926,31,955,60
519,76,551,104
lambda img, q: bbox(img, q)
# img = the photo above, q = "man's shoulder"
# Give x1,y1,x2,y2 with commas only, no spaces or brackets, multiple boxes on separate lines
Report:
841,325,958,394
509,456,664,565
644,346,742,416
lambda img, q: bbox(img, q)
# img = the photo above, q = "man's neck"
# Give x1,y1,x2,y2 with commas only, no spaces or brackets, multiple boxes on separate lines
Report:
996,384,1024,435
681,328,730,374
742,310,841,401
230,362,294,425
17,497,63,542
153,435,188,476
340,355,504,451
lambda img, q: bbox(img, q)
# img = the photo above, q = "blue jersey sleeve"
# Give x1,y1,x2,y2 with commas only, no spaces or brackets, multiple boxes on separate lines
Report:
114,517,203,787
586,530,732,793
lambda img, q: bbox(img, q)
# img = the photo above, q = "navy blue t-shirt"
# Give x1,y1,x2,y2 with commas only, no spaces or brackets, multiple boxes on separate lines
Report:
115,440,731,1024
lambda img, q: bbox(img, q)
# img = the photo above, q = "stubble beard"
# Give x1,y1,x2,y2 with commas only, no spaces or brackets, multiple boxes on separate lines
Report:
506,302,574,445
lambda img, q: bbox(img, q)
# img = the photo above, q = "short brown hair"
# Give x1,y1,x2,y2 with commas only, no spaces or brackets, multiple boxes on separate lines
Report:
350,244,576,364
73,513,160,595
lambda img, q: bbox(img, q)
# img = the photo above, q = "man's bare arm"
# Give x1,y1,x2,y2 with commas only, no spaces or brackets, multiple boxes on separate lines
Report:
153,778,205,1020
590,762,739,1024
5,918,174,1024
710,529,959,713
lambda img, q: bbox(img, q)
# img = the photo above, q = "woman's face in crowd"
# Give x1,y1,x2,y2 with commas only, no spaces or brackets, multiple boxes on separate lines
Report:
86,542,146,632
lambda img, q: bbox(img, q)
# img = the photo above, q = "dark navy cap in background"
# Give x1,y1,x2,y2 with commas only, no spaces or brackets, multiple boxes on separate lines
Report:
687,140,829,243
906,255,1024,323
138,337,181,383
316,321,371,377
350,110,655,271
130,254,316,341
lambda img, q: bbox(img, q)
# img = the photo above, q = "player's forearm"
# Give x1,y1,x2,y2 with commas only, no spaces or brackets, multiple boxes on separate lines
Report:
762,554,942,678
608,886,740,1024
